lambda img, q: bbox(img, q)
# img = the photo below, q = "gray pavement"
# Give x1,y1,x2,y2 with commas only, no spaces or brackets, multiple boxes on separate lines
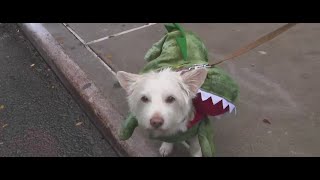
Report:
22,23,320,156
0,23,117,157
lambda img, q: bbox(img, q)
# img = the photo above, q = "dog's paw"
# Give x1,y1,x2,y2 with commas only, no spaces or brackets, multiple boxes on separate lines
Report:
191,149,202,157
159,142,173,157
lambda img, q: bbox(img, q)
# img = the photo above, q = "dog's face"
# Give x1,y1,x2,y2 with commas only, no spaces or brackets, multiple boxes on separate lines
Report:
116,68,207,134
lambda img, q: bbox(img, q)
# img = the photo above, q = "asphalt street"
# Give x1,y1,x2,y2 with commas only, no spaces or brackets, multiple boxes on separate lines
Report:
0,23,117,157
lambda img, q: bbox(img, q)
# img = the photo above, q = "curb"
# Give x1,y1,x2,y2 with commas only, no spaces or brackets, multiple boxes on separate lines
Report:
18,23,159,157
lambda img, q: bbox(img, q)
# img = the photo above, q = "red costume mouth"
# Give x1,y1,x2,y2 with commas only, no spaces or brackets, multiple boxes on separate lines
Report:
188,89,236,128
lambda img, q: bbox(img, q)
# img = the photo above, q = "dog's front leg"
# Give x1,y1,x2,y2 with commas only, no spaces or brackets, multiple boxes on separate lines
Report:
189,136,202,157
159,142,174,157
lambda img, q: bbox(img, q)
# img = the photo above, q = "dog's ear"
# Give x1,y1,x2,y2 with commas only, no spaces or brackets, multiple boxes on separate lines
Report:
181,68,208,94
116,71,140,93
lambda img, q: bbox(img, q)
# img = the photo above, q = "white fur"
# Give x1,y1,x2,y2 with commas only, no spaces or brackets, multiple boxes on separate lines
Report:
116,68,207,157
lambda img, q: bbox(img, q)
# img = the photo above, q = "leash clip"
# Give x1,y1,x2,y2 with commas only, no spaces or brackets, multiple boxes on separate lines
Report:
188,64,212,70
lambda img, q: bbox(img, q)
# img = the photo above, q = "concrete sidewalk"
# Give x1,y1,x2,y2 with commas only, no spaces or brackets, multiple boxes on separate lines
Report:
20,23,320,157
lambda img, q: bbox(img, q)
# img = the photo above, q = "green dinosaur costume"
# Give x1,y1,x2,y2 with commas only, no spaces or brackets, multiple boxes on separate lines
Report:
119,23,239,157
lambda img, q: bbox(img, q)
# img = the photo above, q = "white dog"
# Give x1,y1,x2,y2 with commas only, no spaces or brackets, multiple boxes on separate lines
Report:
116,67,208,157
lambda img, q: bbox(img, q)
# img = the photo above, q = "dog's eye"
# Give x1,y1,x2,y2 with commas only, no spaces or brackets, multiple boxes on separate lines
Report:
165,96,175,103
141,96,149,103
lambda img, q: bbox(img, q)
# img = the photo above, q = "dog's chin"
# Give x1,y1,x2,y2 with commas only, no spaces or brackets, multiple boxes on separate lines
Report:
148,129,171,138
142,125,169,137
145,126,167,133
146,123,187,138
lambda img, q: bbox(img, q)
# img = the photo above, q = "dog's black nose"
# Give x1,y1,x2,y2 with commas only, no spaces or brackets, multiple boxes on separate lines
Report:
150,116,164,128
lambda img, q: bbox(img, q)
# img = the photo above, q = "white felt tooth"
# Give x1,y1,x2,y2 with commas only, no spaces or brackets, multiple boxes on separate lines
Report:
211,94,222,105
222,99,228,109
229,103,235,113
200,91,211,101
198,89,207,94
